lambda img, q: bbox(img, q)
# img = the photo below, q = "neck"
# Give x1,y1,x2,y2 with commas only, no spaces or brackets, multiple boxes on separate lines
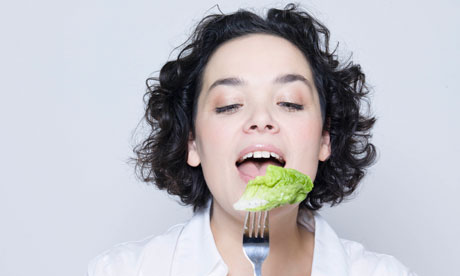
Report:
210,200,314,276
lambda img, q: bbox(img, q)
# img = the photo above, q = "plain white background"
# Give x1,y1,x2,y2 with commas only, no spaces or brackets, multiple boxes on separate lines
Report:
0,0,458,275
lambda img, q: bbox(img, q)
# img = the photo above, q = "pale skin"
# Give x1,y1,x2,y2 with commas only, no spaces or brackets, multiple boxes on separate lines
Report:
187,34,331,276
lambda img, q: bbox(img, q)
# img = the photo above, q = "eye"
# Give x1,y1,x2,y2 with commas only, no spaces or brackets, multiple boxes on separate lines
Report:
278,102,304,111
215,104,243,114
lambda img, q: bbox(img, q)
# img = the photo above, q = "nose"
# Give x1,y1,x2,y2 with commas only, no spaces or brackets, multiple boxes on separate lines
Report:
243,107,280,134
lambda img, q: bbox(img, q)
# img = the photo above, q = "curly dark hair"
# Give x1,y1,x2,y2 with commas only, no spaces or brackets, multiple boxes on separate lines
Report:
133,3,376,211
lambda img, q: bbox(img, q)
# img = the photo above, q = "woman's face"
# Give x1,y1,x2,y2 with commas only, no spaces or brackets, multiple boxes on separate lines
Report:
187,34,331,219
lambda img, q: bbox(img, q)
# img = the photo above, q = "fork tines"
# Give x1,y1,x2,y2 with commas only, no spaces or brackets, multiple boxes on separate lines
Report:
243,211,270,276
244,211,269,239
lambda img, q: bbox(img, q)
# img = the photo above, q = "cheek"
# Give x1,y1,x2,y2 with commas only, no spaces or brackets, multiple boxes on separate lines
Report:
288,115,323,141
195,118,236,163
286,117,324,170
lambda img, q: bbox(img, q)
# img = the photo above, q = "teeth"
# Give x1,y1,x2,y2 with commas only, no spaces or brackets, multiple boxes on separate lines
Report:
241,150,284,163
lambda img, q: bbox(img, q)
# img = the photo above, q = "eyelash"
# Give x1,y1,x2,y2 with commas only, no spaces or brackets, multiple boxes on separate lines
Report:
215,102,303,114
215,104,242,114
278,102,304,111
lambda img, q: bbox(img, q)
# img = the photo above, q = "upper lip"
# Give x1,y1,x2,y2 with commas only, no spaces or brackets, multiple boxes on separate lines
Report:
236,144,286,165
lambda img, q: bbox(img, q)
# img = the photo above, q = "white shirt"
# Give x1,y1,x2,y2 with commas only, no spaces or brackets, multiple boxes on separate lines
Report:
88,201,417,276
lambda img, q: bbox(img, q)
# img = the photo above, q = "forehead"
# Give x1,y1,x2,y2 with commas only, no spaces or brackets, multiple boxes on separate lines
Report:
201,34,313,90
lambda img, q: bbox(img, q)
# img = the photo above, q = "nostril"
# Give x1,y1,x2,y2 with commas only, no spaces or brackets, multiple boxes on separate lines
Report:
249,124,274,130
245,121,279,133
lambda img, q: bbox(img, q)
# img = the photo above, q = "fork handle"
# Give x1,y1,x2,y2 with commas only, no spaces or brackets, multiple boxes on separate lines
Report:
254,263,262,276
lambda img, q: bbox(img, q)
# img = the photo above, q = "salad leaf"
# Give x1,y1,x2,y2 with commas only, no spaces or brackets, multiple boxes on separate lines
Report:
233,165,313,211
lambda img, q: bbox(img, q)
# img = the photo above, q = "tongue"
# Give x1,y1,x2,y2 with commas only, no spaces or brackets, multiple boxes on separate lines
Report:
237,160,281,180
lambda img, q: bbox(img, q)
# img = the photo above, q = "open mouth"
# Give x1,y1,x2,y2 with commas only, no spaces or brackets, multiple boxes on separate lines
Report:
236,151,286,181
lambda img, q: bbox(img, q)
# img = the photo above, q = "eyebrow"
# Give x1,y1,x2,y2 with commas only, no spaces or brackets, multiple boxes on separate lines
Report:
207,77,245,92
274,74,313,91
207,73,313,92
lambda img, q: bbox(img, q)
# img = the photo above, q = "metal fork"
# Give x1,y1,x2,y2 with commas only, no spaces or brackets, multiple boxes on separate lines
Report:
242,211,270,276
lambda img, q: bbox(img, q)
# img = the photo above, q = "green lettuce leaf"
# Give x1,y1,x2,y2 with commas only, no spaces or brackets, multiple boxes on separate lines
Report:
233,165,313,211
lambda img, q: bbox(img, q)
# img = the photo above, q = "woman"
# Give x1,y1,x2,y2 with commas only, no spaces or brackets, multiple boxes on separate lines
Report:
88,4,416,275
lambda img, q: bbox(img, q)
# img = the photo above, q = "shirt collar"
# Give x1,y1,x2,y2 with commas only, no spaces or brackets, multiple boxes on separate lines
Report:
171,200,349,276
298,208,350,276
170,199,228,276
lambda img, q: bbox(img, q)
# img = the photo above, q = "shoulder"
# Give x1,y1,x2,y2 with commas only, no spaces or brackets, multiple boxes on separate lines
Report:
308,212,418,276
87,223,185,276
340,239,418,276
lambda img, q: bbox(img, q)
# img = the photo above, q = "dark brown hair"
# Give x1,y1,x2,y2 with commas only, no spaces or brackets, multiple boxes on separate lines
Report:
134,3,376,211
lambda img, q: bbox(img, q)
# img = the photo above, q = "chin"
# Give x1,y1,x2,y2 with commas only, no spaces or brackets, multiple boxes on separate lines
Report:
268,203,300,219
